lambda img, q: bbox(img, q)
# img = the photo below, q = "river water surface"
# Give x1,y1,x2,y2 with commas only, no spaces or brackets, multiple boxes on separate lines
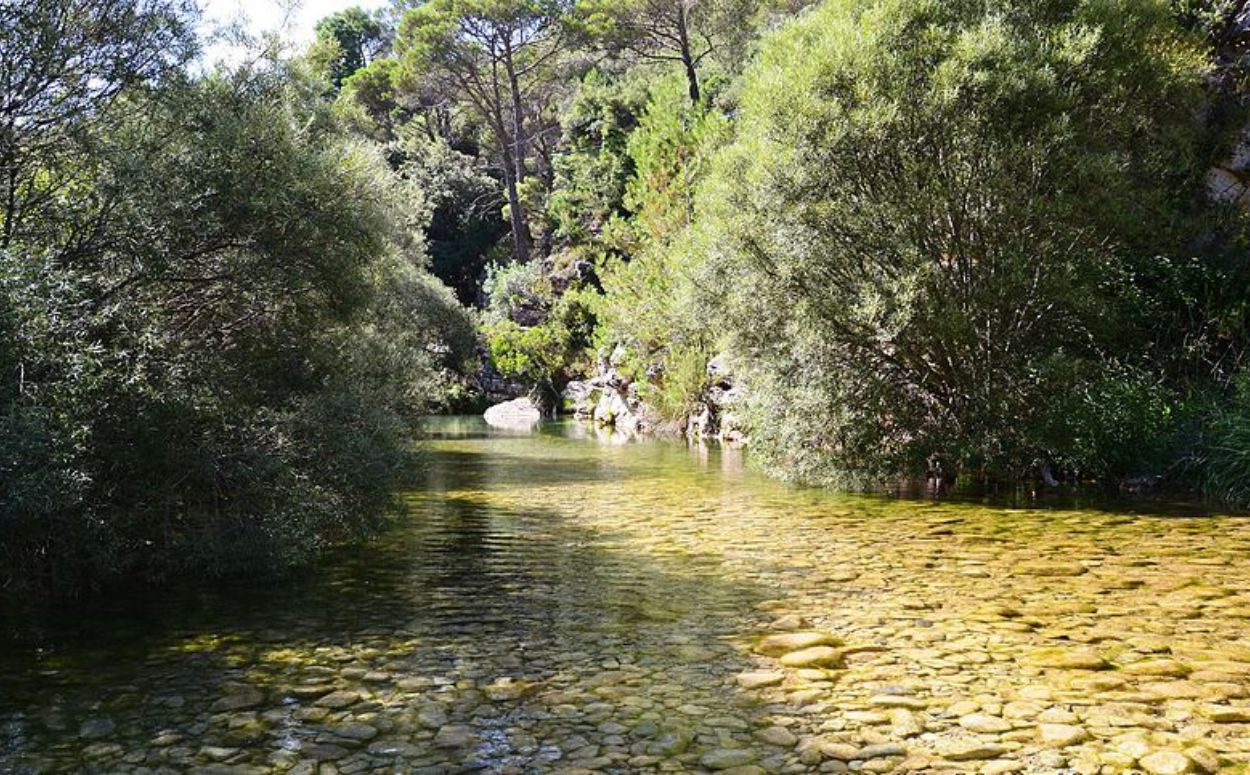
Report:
3,418,1250,774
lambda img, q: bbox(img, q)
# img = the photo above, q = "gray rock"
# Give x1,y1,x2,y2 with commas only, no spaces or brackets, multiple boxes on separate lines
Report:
699,748,758,770
314,691,360,710
79,718,116,739
209,688,264,713
432,725,476,748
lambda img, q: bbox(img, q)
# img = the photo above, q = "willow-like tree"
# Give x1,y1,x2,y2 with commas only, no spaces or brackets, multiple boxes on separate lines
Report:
697,0,1216,485
396,0,573,263
0,0,194,249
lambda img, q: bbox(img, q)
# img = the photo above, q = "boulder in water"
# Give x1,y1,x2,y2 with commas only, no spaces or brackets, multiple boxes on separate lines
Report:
484,397,542,429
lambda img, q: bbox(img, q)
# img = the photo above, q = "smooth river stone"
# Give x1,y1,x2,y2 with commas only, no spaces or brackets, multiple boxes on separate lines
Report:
959,713,1011,733
754,631,842,657
433,725,477,748
1038,723,1090,747
1199,704,1250,722
736,671,784,689
768,614,809,631
314,691,360,709
937,739,1008,761
889,708,923,737
209,687,265,712
698,748,758,770
1023,647,1108,670
79,719,116,740
1138,750,1194,775
754,726,797,747
778,646,844,668
1120,659,1190,677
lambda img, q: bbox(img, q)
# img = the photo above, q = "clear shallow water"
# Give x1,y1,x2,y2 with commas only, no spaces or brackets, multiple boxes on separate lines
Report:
2,417,1250,774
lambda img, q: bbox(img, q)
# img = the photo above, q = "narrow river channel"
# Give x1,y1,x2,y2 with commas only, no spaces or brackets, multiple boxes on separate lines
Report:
3,418,1250,773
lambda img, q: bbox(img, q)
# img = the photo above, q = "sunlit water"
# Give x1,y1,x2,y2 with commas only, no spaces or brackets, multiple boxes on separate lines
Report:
3,418,1250,774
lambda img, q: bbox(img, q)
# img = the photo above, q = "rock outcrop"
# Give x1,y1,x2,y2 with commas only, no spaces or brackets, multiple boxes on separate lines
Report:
562,351,747,444
683,355,747,445
561,370,652,435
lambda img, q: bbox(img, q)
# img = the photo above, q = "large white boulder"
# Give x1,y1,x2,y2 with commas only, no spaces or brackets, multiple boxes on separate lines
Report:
483,397,542,429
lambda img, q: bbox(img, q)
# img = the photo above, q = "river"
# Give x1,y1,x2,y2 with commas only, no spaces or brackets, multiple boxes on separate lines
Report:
2,417,1249,773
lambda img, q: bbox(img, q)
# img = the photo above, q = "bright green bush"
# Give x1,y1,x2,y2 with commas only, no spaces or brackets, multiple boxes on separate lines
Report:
485,319,572,389
695,0,1214,485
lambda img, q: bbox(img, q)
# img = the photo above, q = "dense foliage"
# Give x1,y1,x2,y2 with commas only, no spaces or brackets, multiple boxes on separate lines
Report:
696,0,1226,485
329,0,1250,501
0,0,474,595
7,0,1250,600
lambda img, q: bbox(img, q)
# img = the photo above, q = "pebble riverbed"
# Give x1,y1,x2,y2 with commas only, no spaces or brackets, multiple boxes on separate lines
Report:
2,418,1250,774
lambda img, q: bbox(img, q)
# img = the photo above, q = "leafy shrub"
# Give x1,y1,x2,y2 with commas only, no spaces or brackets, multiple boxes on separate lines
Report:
483,259,550,322
0,60,474,595
484,319,571,389
694,0,1213,484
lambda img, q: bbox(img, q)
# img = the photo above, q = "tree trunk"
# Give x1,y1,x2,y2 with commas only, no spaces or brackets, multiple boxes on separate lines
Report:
502,41,529,189
499,138,531,263
676,2,701,104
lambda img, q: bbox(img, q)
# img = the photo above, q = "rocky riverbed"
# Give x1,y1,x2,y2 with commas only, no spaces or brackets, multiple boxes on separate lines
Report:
2,418,1249,774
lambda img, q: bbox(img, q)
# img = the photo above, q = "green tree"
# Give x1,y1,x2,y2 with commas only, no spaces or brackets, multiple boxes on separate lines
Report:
312,7,389,89
695,0,1215,485
0,0,194,249
546,68,649,248
578,0,758,104
396,0,574,263
0,6,475,594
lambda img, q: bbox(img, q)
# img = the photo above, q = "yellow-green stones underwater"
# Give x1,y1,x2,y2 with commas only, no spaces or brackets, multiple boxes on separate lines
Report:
2,417,1250,773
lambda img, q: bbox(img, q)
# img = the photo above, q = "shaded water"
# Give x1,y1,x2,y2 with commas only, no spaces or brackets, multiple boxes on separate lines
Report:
2,418,1250,774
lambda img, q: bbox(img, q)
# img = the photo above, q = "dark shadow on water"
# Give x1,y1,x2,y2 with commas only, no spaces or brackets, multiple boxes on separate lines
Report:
0,425,780,771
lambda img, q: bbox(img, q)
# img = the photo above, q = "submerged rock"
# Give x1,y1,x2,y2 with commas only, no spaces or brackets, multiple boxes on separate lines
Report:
1138,750,1193,775
754,631,842,657
209,687,264,713
79,718,116,739
433,725,477,748
699,748,758,769
736,671,784,689
778,646,844,668
958,713,1010,733
754,726,797,747
1038,723,1090,747
1023,647,1108,670
313,690,359,709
